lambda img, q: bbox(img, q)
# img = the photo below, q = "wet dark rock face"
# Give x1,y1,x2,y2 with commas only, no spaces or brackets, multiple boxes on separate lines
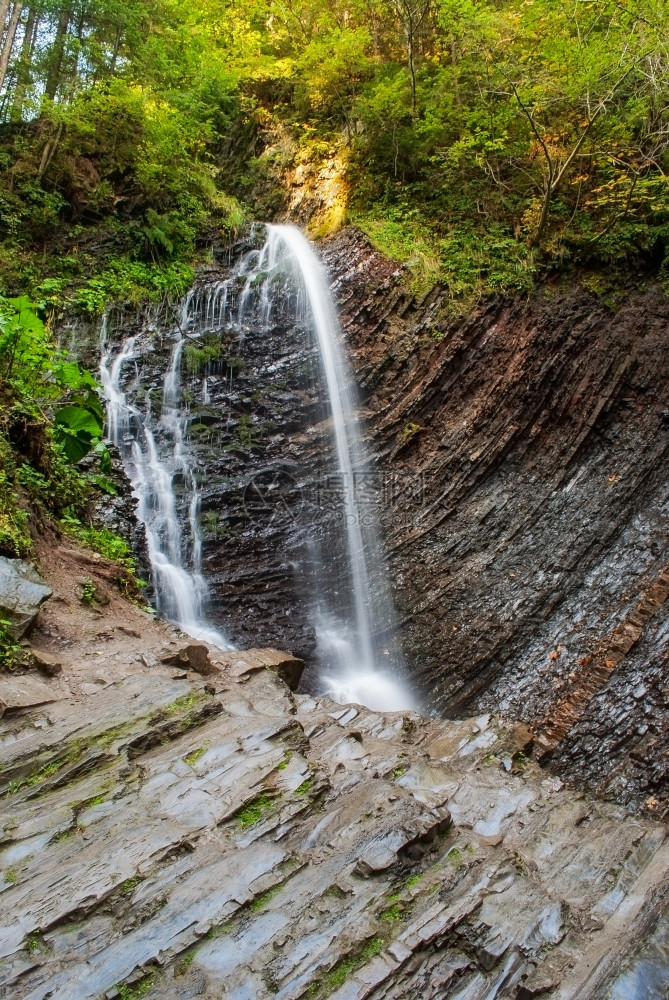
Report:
321,228,669,812
97,248,367,671
177,313,322,658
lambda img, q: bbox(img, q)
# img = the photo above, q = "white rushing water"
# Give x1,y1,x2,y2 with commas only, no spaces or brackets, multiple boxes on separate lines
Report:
99,224,414,710
181,223,413,710
99,315,231,649
266,225,413,711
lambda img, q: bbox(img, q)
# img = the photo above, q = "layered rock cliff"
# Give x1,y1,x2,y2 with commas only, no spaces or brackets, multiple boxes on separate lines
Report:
322,228,669,816
84,226,669,816
4,229,669,999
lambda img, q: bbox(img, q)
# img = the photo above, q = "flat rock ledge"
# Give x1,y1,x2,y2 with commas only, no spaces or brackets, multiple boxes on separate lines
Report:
1,647,668,1000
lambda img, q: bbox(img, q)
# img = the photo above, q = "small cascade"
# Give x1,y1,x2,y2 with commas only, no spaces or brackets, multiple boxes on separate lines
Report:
99,317,231,649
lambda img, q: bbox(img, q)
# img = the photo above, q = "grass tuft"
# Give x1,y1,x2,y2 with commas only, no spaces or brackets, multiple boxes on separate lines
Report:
234,793,275,828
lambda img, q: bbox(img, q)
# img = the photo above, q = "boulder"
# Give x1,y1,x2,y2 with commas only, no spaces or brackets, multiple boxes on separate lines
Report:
161,643,216,676
0,674,62,718
354,840,400,877
215,648,305,691
0,557,52,639
31,648,64,677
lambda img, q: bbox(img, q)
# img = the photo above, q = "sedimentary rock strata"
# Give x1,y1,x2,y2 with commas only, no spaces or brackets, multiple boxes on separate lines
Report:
2,630,668,999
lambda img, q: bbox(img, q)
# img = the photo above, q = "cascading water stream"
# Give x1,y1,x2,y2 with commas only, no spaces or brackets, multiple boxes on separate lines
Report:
99,223,414,710
99,318,231,649
184,223,414,710
264,225,413,710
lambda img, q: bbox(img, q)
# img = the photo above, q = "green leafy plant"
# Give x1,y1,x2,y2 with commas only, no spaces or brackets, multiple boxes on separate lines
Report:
59,513,145,599
54,406,104,464
79,580,97,606
0,617,21,669
0,296,108,556
184,335,221,373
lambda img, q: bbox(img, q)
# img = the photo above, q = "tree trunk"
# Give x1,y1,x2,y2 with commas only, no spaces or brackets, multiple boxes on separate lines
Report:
407,23,416,111
45,4,70,100
108,25,122,76
0,1,23,94
37,119,64,180
11,5,36,119
69,4,86,90
0,0,11,37
533,180,554,245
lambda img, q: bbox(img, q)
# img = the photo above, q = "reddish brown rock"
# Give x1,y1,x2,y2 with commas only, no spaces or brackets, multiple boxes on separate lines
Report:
31,648,64,677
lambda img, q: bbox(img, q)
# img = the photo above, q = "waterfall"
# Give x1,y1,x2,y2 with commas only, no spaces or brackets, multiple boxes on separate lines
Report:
185,223,413,710
99,223,414,710
99,318,231,650
265,226,413,711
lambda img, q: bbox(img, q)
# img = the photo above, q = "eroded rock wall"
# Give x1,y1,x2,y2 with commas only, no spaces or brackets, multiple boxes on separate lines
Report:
321,228,669,812
86,226,669,812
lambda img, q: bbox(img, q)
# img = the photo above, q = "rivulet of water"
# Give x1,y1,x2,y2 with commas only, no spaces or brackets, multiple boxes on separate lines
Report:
99,315,231,649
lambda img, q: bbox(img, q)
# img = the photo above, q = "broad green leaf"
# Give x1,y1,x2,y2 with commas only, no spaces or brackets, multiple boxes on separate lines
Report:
54,406,103,437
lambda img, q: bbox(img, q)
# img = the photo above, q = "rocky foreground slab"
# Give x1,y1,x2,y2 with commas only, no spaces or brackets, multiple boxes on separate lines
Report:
2,626,669,999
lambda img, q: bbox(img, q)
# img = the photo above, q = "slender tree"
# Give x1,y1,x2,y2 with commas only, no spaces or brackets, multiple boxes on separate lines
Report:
0,1,23,93
389,0,430,111
11,5,37,119
45,2,71,99
0,0,11,35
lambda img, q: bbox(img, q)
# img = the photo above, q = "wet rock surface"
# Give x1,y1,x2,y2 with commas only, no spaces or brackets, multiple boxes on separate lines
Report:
96,234,396,674
3,625,669,1000
71,226,669,812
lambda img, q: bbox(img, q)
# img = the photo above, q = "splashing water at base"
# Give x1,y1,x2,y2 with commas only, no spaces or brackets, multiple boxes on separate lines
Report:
320,671,415,713
316,619,415,712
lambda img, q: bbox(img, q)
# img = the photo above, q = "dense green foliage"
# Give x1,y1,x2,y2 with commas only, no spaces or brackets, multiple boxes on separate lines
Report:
0,296,141,605
0,295,95,551
0,0,667,303
0,0,246,310
0,0,664,640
